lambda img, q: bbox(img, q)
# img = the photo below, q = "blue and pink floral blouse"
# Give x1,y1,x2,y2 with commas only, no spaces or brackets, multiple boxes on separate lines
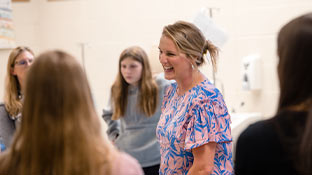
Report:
156,78,233,175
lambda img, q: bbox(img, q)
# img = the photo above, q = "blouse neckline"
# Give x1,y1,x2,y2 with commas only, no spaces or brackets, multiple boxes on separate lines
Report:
175,78,209,97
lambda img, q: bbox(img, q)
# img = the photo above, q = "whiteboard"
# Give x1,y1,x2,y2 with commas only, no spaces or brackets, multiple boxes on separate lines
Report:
0,0,15,49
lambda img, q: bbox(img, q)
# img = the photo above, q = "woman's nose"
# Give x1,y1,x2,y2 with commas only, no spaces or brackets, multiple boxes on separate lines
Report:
159,54,167,64
123,67,132,73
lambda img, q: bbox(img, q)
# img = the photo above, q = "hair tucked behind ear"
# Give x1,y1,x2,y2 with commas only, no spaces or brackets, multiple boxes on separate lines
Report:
162,20,219,72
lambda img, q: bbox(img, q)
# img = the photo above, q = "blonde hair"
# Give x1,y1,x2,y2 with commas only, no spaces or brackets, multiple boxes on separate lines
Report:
162,21,219,72
0,50,112,175
111,46,158,120
4,46,34,117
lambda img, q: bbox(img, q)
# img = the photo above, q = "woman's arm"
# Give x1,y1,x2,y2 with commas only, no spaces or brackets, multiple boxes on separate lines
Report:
102,97,120,141
187,142,217,175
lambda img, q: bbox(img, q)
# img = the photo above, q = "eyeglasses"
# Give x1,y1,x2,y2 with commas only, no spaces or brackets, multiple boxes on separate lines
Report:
15,59,33,67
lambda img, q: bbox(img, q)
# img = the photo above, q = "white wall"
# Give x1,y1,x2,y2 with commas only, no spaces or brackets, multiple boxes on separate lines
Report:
1,0,312,118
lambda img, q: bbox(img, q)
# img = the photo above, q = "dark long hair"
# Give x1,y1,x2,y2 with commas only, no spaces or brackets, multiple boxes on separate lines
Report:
277,12,312,174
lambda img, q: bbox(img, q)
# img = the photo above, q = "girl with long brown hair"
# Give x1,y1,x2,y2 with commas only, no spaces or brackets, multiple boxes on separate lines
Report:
103,46,169,175
0,50,143,175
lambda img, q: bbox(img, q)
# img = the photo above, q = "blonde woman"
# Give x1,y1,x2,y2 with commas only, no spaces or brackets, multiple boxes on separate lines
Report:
0,46,34,151
0,50,143,175
103,46,169,175
157,21,233,175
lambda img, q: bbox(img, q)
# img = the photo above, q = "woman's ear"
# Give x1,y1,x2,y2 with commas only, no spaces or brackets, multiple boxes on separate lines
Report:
190,57,198,68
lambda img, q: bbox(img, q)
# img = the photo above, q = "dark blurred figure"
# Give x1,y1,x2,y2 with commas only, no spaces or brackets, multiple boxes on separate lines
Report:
235,12,312,175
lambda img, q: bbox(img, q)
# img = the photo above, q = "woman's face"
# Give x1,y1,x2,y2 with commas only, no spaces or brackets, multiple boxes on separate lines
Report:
158,35,192,81
120,57,143,86
11,51,34,88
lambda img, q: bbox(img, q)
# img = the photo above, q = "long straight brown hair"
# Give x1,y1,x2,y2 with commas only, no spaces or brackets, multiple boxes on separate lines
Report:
277,13,312,174
111,46,158,120
0,50,112,175
4,46,34,117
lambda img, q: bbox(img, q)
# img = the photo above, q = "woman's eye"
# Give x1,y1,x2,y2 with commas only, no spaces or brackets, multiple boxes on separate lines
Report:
130,65,137,68
166,53,175,56
20,60,27,65
16,60,27,65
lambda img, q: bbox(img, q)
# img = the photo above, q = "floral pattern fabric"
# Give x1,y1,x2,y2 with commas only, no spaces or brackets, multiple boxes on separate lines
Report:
156,79,233,175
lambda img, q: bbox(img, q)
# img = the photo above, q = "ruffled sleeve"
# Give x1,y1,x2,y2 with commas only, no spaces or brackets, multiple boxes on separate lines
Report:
184,98,232,151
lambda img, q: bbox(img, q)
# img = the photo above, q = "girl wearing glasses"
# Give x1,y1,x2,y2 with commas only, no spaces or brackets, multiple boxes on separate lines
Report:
0,46,34,152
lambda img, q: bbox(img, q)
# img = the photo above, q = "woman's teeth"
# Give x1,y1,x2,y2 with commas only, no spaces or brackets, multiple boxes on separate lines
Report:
164,66,173,70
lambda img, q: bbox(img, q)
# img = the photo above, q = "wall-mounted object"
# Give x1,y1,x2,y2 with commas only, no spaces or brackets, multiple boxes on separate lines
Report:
242,54,262,91
0,0,15,49
193,7,228,49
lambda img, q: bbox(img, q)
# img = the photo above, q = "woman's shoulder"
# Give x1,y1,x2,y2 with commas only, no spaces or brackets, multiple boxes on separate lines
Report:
241,119,275,136
235,117,290,173
239,110,307,142
190,79,224,105
111,152,143,175
0,103,9,119
0,103,6,111
237,119,278,148
200,79,221,95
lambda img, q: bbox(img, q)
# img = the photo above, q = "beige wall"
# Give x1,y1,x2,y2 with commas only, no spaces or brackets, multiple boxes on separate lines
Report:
1,0,311,118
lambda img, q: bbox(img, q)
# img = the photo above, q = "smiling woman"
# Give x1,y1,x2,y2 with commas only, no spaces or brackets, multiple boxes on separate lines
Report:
157,21,233,175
